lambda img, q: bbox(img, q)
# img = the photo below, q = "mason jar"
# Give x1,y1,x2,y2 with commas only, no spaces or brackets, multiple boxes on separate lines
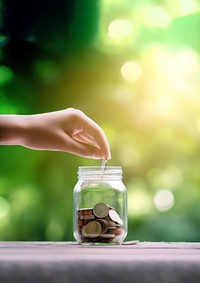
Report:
73,166,127,245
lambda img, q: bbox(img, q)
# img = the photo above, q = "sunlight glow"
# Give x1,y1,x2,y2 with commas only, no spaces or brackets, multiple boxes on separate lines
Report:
128,178,152,216
147,166,183,188
128,190,152,216
175,0,200,16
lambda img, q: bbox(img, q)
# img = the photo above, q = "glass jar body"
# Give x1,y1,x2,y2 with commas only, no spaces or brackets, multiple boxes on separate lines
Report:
73,166,127,245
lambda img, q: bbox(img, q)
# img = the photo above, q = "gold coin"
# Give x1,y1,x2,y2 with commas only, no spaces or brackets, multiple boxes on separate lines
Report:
81,221,102,238
93,202,109,218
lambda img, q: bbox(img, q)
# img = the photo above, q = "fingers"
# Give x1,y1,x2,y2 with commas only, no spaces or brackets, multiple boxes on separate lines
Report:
50,108,111,159
74,129,111,159
63,135,109,159
72,130,100,149
76,112,111,160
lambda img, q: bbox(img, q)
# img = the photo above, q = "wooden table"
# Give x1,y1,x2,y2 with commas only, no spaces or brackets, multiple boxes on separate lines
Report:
0,241,200,283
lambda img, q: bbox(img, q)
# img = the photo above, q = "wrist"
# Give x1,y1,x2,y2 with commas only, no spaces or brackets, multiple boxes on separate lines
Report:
0,115,29,145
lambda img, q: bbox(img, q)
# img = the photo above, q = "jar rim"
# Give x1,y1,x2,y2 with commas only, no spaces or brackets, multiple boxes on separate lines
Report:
78,166,122,170
77,166,123,179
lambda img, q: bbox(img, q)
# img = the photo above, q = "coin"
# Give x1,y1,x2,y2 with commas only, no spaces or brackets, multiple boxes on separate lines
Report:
81,221,102,238
101,158,107,170
77,202,124,243
77,219,91,229
117,217,123,225
99,233,115,239
93,202,109,218
108,209,120,222
106,220,117,227
78,208,93,216
80,214,95,220
96,219,109,234
112,228,123,235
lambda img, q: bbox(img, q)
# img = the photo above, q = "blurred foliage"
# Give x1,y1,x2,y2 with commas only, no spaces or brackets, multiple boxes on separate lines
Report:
0,0,200,242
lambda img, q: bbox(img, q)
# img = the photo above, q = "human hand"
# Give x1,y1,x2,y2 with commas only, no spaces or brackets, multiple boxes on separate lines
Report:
0,108,111,159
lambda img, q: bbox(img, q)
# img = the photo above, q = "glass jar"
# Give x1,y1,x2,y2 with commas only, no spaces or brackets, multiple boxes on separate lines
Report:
73,166,127,245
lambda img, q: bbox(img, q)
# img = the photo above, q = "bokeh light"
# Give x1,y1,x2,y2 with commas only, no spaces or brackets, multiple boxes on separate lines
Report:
140,6,171,28
170,0,200,17
154,190,175,212
120,61,143,82
108,19,133,40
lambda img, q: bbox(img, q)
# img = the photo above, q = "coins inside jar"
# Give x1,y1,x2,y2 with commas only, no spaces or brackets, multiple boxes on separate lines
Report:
77,202,124,243
93,202,109,218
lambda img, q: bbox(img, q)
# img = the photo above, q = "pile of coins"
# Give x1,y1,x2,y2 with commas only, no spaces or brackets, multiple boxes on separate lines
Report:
76,202,124,243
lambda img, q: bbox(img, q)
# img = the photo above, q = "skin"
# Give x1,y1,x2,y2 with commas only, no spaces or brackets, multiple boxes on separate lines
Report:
0,108,111,160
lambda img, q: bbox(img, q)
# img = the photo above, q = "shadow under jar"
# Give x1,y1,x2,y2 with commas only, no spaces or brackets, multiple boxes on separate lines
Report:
73,166,127,245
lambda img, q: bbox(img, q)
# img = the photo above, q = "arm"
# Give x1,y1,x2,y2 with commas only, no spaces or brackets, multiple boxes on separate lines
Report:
0,108,111,160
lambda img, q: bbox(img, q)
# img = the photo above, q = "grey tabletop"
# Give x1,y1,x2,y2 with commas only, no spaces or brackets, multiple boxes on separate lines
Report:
0,241,200,283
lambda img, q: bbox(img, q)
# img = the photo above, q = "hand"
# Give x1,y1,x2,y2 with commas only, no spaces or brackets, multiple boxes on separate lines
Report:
0,108,111,159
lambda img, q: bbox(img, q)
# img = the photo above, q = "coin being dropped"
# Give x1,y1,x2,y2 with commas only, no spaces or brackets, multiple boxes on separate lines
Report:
101,158,107,170
82,221,102,238
93,202,109,218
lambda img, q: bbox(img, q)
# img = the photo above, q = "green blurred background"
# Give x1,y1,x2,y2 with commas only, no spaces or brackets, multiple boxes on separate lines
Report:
0,0,200,242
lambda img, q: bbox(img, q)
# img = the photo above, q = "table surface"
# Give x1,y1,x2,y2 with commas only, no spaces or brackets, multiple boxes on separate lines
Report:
0,241,200,283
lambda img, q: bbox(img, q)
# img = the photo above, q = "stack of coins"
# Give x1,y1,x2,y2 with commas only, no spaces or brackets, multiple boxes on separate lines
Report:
77,202,124,243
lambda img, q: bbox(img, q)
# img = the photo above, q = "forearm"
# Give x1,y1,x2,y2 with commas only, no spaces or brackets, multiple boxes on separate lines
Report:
0,115,28,145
